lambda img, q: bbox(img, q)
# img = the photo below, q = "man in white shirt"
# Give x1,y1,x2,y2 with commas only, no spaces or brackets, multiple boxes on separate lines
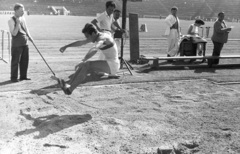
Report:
57,23,120,95
91,1,116,32
164,6,181,61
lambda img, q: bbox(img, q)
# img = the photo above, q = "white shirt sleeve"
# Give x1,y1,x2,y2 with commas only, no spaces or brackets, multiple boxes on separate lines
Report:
96,13,104,23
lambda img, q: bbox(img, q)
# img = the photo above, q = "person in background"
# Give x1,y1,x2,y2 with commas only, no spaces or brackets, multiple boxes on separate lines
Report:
187,19,205,36
112,9,122,32
208,12,232,67
57,23,120,95
91,1,116,32
112,9,125,52
8,3,33,82
187,19,207,58
164,6,181,62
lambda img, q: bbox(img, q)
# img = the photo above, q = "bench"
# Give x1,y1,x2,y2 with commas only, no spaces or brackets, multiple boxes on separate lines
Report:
142,55,240,69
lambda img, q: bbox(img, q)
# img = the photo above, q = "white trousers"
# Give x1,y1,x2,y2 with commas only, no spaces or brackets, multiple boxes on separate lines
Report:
167,29,179,57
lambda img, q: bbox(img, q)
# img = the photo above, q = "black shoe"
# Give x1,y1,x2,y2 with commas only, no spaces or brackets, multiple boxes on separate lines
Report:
19,78,31,81
207,59,213,68
189,59,196,63
167,54,173,63
11,79,19,82
108,75,120,79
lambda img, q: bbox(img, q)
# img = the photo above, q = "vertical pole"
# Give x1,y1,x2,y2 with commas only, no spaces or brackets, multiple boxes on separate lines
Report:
2,30,4,59
129,13,139,62
7,32,11,62
0,30,8,63
1,30,4,59
120,0,127,68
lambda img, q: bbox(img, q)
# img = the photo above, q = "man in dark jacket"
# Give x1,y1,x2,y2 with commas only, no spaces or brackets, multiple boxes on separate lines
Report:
209,12,232,67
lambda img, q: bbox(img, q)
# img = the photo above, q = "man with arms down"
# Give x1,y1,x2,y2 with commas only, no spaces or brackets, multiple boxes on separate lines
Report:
8,3,33,82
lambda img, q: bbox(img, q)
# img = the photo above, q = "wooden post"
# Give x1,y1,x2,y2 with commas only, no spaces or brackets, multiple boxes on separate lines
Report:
129,13,140,63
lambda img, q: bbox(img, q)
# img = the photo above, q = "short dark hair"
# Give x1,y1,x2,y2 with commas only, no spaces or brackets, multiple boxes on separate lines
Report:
106,1,116,9
195,19,205,25
14,3,24,11
171,6,178,11
218,12,224,16
82,23,98,35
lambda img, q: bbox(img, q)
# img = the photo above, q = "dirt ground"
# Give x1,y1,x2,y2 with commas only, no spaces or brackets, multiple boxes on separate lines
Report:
1,40,240,154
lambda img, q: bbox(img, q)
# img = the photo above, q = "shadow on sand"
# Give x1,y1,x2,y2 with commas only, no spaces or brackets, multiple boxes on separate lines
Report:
0,80,19,86
15,110,92,139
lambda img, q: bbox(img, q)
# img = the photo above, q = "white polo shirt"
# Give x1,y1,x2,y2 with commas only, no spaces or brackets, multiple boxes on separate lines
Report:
96,11,114,31
96,32,120,75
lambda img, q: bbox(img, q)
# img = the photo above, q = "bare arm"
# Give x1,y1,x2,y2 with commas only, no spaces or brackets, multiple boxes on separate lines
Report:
8,18,20,36
75,46,98,70
112,21,122,30
60,39,90,53
187,25,193,35
82,47,98,62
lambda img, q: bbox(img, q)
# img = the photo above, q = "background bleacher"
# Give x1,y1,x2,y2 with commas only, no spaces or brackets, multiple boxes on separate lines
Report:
0,0,240,20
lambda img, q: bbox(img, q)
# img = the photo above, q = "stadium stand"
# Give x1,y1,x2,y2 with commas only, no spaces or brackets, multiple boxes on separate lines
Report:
0,0,239,20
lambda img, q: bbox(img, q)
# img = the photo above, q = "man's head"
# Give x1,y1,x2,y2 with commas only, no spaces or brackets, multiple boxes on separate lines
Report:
105,1,116,16
218,12,225,21
113,9,121,20
171,6,178,16
14,3,25,17
82,23,99,42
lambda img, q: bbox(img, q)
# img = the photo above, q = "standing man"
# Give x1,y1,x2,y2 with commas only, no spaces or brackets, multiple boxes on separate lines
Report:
112,9,122,32
91,1,116,32
57,23,120,95
208,12,232,67
8,3,33,82
112,9,124,52
164,6,181,61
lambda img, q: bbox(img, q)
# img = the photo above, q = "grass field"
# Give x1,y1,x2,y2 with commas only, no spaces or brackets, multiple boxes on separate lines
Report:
1,15,240,60
1,15,240,40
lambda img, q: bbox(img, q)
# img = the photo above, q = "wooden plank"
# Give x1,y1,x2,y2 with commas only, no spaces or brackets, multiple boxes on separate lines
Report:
143,55,240,60
129,13,140,62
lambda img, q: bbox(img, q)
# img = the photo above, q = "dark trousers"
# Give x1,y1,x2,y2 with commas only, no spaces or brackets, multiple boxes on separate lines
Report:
212,41,224,64
11,45,29,80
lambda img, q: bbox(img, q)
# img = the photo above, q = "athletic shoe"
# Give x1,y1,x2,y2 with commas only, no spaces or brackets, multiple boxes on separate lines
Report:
58,79,72,95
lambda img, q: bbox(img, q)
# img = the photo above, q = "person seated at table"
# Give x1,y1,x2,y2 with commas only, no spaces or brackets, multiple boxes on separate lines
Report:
187,19,207,56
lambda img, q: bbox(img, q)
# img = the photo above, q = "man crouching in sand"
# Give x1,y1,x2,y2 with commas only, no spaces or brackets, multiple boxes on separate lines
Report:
56,23,120,95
